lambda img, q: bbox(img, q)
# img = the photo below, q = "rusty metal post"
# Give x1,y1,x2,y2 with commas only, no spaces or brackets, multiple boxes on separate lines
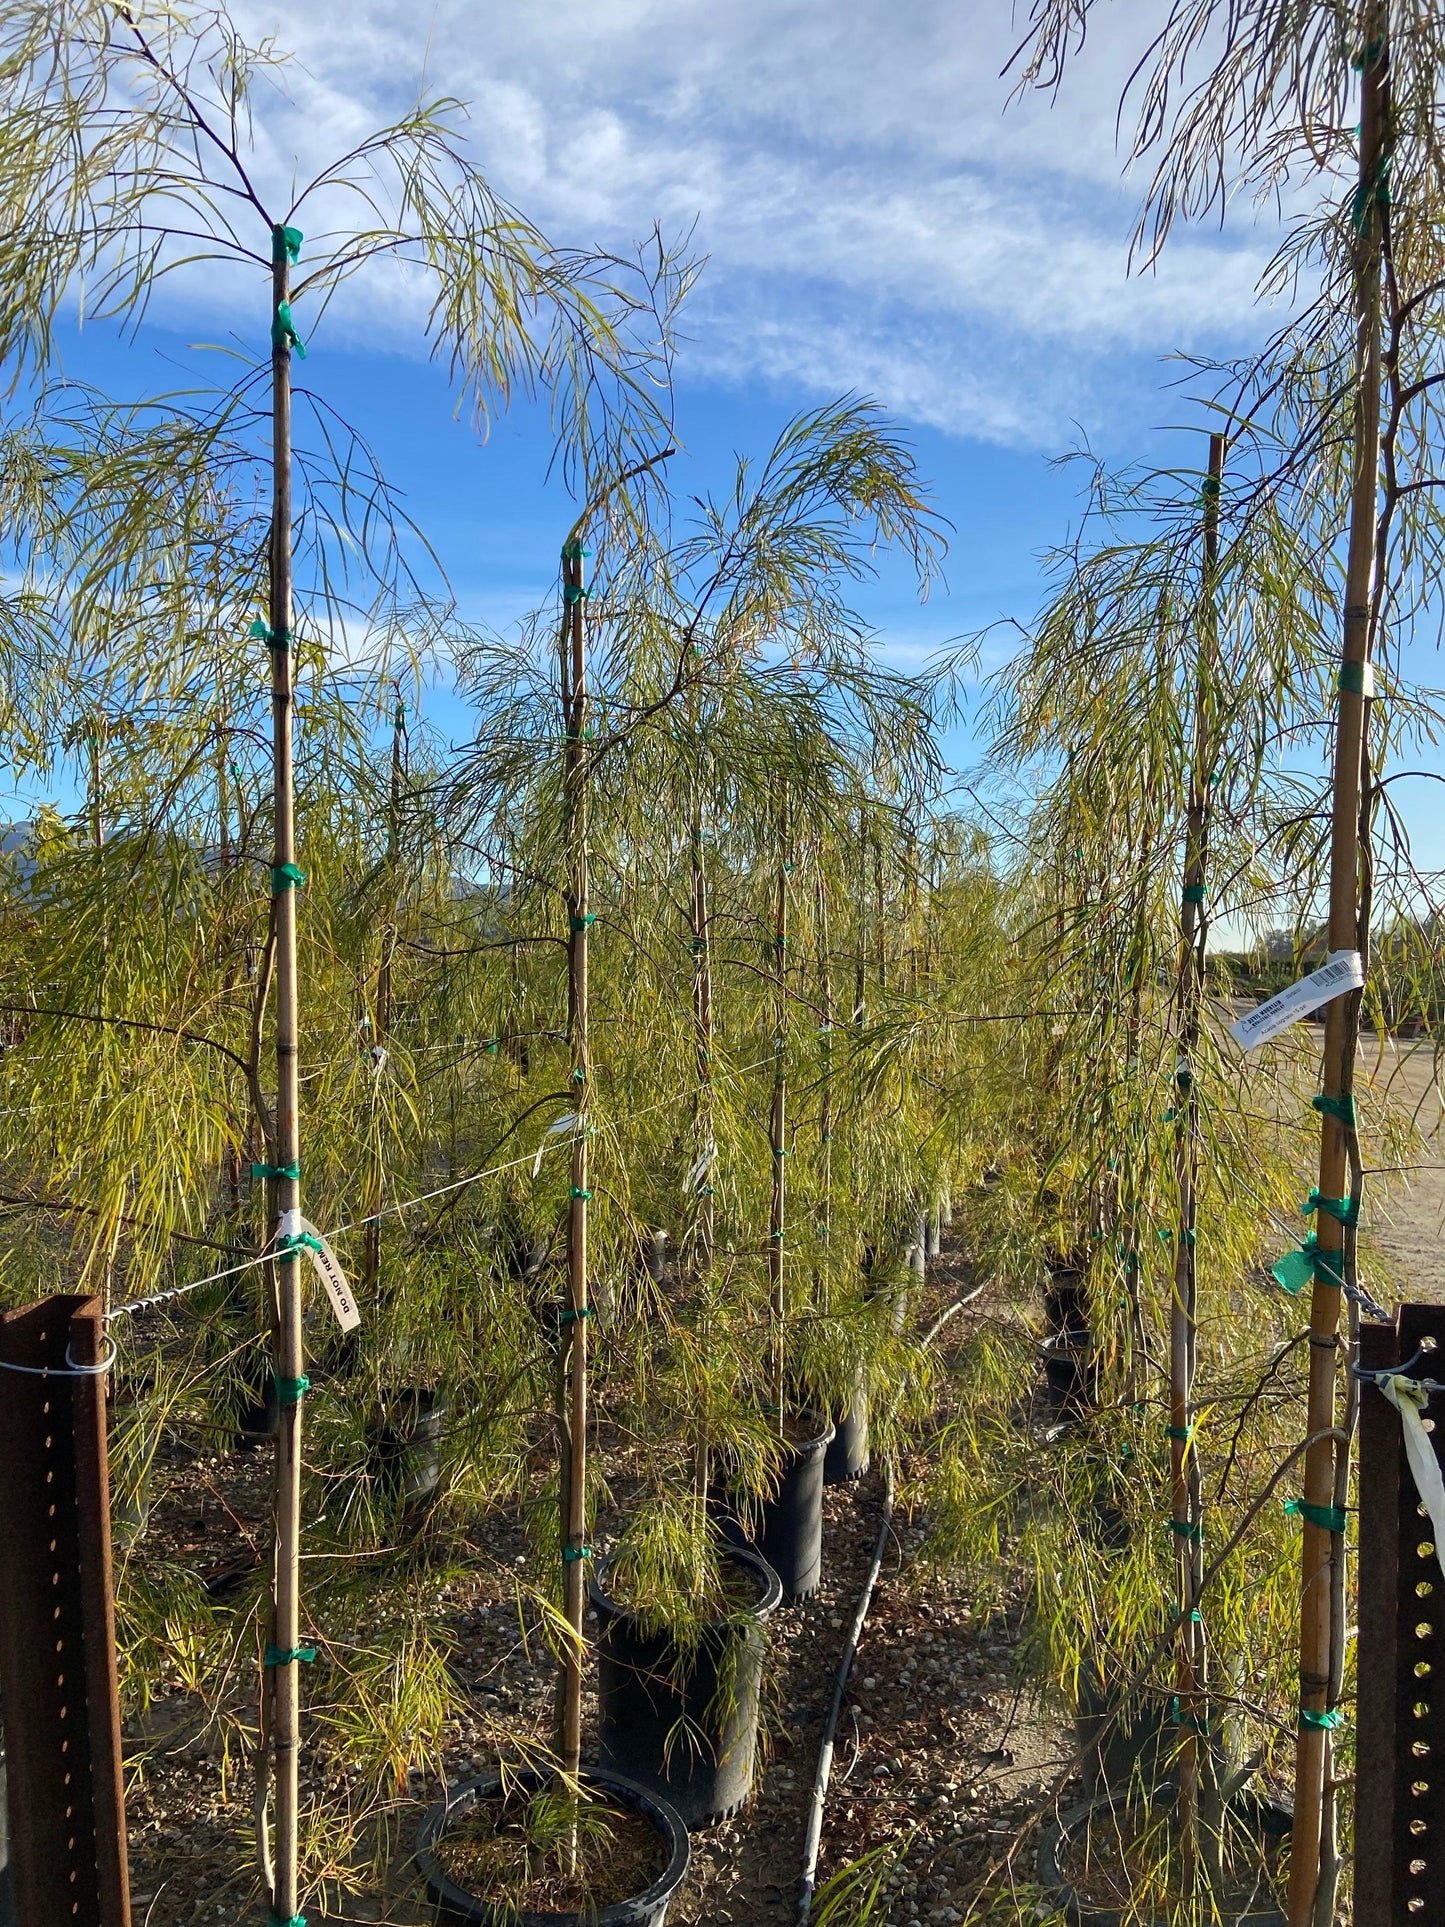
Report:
0,1295,131,1927
1355,1302,1445,1923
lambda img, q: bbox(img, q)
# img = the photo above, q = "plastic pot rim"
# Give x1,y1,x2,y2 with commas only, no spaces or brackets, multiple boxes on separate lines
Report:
1035,1788,1289,1927
415,1767,690,1927
588,1541,783,1635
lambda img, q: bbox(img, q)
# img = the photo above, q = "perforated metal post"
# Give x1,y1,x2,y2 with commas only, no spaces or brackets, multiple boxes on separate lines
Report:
0,1295,130,1927
1355,1303,1445,1922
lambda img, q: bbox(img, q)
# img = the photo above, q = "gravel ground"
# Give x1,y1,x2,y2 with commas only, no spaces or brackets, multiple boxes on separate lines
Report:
122,1237,1073,1927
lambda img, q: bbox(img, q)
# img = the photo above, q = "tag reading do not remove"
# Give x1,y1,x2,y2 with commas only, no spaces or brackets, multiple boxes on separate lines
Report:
278,1208,362,1331
1228,950,1366,1053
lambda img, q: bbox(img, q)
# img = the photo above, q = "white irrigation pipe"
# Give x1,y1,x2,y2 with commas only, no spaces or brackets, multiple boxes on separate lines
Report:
795,1282,985,1922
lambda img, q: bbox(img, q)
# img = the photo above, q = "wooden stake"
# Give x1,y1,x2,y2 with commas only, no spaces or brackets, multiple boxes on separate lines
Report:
770,803,789,1426
265,220,306,1927
1170,428,1225,1884
558,534,591,1783
1286,18,1389,1922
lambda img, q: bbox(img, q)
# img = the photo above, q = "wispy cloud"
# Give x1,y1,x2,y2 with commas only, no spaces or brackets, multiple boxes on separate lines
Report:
210,0,1295,450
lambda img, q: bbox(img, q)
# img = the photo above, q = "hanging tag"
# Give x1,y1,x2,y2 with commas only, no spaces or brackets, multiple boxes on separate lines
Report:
1228,950,1365,1052
278,1208,361,1331
685,1143,716,1191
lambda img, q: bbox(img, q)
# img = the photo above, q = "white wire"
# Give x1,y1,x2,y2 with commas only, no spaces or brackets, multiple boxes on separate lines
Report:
106,1050,778,1324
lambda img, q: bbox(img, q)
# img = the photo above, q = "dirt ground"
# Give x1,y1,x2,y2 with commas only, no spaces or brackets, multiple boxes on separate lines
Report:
1357,1036,1445,1303
123,1239,1066,1927
122,1041,1445,1927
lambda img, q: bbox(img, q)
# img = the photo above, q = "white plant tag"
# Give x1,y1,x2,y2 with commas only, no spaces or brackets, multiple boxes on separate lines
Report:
278,1207,361,1331
1228,950,1365,1052
685,1144,716,1191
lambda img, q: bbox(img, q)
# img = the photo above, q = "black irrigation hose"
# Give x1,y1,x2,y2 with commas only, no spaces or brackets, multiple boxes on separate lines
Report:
795,1458,894,1926
795,1282,985,1923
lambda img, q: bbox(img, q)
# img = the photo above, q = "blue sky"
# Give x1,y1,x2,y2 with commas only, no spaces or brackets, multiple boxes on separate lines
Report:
34,0,1444,892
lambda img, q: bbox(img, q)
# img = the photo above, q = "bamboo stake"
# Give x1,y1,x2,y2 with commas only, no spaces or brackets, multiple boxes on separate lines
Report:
690,797,714,1516
362,689,405,1306
770,803,789,1428
558,534,591,1784
1286,20,1389,1922
265,219,305,1927
1170,429,1225,1888
691,800,714,1276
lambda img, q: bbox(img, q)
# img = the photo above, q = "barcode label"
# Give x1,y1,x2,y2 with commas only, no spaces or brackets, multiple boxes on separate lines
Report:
1228,950,1365,1052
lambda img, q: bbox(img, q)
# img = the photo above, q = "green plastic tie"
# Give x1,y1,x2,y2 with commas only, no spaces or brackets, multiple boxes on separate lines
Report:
570,1187,592,1201
268,1915,306,1927
1182,884,1205,905
264,1644,316,1667
272,299,307,358
486,1040,500,1054
1270,1245,1316,1296
1285,1498,1347,1533
1350,153,1392,232
563,584,590,605
1339,660,1370,695
572,1067,585,1084
1352,37,1384,70
773,1146,789,1158
271,863,307,894
1166,1425,1194,1442
1312,1091,1358,1129
251,1161,300,1182
560,541,591,561
1170,1696,1212,1731
1167,1518,1203,1542
1118,1248,1140,1270
559,1304,593,1323
562,1543,592,1562
278,1231,324,1259
820,1132,833,1143
1304,1189,1360,1228
698,1185,715,1196
272,1373,310,1406
249,617,294,652
272,225,304,265
1298,1707,1343,1732
570,913,596,932
771,1229,784,1241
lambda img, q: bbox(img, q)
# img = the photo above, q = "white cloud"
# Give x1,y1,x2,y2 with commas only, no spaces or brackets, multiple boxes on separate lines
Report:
199,0,1299,450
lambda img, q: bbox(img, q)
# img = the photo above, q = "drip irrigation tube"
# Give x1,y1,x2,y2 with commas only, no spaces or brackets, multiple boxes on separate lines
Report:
795,1458,893,1926
796,1283,984,1922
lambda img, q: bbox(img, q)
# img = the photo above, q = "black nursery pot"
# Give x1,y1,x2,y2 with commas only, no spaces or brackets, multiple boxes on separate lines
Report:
824,1381,870,1485
591,1543,782,1828
368,1387,448,1510
1074,1664,1174,1798
1036,1789,1289,1927
721,1417,835,1602
415,1768,690,1927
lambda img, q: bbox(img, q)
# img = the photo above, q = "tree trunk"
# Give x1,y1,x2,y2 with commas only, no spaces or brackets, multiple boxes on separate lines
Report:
770,809,789,1426
558,535,591,1783
265,220,305,1927
1171,429,1225,1887
1286,20,1389,1923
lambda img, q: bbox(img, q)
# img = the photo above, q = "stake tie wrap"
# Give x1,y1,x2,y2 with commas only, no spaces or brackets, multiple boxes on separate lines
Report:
570,913,596,932
1339,659,1375,697
271,863,307,894
1298,1707,1343,1732
272,224,303,264
562,1542,592,1562
272,298,306,358
1270,1233,1344,1296
561,541,591,561
264,1644,316,1668
1166,1425,1194,1443
1304,1188,1359,1228
570,1187,592,1201
249,618,294,652
252,1161,300,1182
279,1230,324,1259
1285,1498,1347,1533
1313,1091,1358,1128
563,584,590,605
272,1373,310,1405
559,1304,592,1323
269,1916,306,1927
1167,1517,1202,1542
1182,884,1205,905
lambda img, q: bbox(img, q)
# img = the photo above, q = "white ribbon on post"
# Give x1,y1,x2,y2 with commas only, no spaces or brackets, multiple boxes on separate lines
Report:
1376,1373,1445,1587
